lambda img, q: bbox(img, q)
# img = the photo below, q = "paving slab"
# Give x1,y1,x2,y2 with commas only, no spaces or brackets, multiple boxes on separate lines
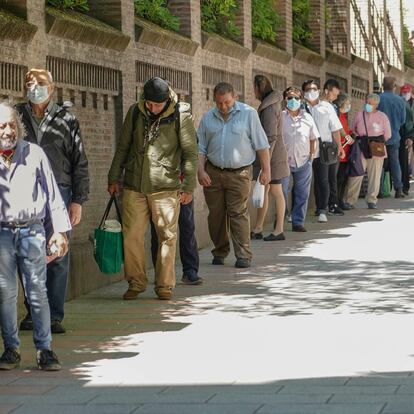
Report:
3,195,414,413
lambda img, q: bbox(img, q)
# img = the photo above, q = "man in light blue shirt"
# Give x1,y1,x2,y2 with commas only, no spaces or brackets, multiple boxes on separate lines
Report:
197,82,270,269
0,102,70,371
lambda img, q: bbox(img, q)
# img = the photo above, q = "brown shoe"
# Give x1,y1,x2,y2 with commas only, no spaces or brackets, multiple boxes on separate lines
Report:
123,288,143,300
156,290,172,300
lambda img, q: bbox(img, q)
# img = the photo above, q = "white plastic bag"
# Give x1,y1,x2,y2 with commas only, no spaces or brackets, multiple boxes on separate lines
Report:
103,219,122,233
252,172,265,208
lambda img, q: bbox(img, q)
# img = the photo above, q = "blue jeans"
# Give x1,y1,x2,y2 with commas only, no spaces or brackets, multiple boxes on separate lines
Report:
151,201,199,280
386,144,403,190
283,160,313,226
0,223,51,350
23,185,72,322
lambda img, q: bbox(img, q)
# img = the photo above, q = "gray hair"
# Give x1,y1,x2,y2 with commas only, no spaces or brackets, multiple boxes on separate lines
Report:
0,101,26,140
366,93,380,104
334,93,351,109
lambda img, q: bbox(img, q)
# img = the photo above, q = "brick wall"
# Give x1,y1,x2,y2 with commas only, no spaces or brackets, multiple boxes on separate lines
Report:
0,0,409,300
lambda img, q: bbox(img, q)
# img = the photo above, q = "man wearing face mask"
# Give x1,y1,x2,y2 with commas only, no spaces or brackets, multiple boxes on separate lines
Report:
377,76,406,198
399,84,414,195
302,80,344,224
16,69,89,334
108,77,198,300
281,87,319,232
0,102,71,370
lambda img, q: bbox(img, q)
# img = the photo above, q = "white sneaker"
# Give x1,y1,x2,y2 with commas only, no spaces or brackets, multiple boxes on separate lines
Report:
287,214,292,223
318,213,328,223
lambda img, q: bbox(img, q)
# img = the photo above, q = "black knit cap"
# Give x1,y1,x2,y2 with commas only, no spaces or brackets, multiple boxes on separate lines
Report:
143,77,170,103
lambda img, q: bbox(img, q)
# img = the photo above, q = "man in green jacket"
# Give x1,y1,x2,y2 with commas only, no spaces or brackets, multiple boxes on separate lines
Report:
108,78,198,300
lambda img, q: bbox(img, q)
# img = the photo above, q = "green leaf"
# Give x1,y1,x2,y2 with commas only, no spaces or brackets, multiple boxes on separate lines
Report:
134,0,180,32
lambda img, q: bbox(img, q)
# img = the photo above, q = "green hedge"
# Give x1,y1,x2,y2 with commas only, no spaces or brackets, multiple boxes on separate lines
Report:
134,0,179,32
292,0,313,48
201,0,240,41
47,0,89,12
252,0,283,43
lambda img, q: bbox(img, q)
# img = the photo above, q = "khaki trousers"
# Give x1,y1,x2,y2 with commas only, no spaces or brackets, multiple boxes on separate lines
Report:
345,156,384,205
203,162,252,260
122,189,180,293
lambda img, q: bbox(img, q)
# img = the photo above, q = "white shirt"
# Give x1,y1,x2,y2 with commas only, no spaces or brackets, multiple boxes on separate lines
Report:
282,110,319,168
306,100,342,158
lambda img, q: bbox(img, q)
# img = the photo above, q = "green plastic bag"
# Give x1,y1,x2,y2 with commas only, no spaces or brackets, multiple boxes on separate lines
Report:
94,195,123,274
382,171,391,198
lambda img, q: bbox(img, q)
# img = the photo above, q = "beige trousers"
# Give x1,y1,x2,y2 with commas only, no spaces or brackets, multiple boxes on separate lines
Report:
122,189,180,293
203,162,252,260
345,156,384,205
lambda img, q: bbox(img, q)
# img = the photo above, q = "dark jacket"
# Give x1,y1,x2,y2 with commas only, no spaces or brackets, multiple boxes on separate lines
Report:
16,103,89,204
108,88,198,194
400,101,414,141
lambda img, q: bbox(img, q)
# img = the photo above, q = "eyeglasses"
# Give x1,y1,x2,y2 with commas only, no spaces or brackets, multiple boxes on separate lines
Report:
25,80,50,89
287,96,301,101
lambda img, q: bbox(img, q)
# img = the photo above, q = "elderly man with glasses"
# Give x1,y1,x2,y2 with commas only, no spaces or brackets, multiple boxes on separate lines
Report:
16,68,89,334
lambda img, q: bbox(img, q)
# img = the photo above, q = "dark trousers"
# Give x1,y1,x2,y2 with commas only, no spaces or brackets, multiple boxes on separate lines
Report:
151,200,199,279
313,158,330,213
22,185,72,322
337,162,349,207
399,142,410,193
328,159,340,207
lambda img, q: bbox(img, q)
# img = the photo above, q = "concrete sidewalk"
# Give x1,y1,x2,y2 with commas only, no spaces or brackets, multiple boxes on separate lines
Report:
1,195,414,414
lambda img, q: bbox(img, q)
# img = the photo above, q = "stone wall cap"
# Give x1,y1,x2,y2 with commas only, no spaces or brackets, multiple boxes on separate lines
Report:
293,43,324,66
202,31,250,61
351,54,372,70
135,16,199,56
326,49,351,67
0,8,37,43
253,38,291,64
46,7,130,51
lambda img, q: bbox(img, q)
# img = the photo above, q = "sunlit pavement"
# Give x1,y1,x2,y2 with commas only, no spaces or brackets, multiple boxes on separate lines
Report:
2,195,414,414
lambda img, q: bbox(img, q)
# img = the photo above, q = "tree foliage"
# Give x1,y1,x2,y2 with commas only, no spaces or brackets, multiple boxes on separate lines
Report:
47,0,89,12
403,23,410,65
134,0,180,32
200,0,241,40
251,0,283,43
292,0,313,48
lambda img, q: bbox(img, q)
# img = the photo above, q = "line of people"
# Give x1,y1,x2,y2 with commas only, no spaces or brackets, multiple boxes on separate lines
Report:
1,71,413,372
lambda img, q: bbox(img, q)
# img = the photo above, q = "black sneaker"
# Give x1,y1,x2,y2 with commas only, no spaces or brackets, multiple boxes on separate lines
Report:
51,320,66,334
235,258,251,268
328,204,344,216
36,349,61,371
19,314,33,331
0,348,21,370
181,275,204,285
212,256,225,265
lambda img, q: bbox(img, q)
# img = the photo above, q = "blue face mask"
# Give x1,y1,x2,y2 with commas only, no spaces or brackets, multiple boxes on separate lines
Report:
27,85,50,104
342,104,351,113
364,103,373,113
287,98,301,111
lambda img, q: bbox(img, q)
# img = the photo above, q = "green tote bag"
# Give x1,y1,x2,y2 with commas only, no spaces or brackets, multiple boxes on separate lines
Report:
94,195,124,274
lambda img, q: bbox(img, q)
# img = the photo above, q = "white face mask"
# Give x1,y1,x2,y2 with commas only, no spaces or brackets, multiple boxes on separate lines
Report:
27,85,50,105
305,90,319,102
403,92,412,101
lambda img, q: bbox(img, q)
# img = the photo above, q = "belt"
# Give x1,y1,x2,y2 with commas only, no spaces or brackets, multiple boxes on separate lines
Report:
207,161,250,172
0,219,43,229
